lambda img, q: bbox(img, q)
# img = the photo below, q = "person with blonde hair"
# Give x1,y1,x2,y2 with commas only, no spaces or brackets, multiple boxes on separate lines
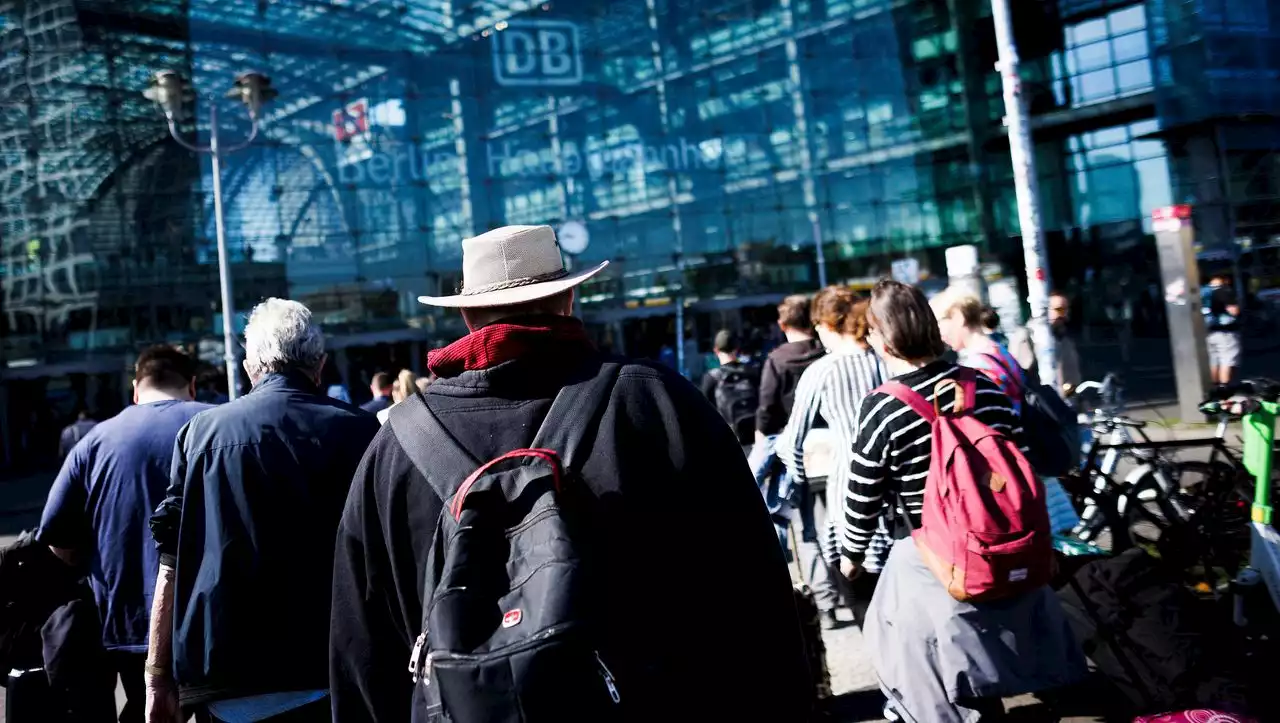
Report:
930,288,1024,402
376,369,419,426
932,287,1079,535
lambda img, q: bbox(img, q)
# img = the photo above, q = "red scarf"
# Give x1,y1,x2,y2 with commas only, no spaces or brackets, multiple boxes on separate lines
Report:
427,315,594,378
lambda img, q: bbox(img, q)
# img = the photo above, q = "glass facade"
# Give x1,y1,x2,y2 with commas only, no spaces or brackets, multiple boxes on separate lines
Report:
4,0,1280,472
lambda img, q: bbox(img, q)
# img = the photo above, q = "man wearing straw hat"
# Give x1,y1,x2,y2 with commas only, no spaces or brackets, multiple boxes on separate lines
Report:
329,225,810,722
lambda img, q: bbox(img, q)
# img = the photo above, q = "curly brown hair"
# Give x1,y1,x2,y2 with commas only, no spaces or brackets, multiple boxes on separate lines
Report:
811,286,872,347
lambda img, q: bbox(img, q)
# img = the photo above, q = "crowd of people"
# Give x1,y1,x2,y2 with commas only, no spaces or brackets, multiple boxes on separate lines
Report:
9,223,1156,723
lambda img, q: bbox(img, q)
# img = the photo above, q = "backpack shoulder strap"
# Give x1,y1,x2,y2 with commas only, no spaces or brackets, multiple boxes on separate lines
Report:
952,367,979,413
975,352,1023,401
387,393,484,503
877,381,936,422
530,361,623,471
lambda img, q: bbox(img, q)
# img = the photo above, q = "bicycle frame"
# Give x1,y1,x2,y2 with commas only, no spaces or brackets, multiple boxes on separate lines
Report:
1075,434,1242,551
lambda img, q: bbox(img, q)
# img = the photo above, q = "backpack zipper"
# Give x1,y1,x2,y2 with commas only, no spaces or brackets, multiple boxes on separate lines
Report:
595,650,621,703
408,631,432,685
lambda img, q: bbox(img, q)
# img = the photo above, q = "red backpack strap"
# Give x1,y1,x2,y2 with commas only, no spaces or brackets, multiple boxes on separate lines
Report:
951,367,979,414
975,352,1023,404
877,381,936,422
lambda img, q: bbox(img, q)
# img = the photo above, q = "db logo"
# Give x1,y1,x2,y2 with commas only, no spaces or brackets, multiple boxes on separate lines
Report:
502,609,523,628
492,20,582,87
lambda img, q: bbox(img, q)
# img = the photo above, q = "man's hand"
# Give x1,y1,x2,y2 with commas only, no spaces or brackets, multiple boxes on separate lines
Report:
144,670,180,723
840,557,862,581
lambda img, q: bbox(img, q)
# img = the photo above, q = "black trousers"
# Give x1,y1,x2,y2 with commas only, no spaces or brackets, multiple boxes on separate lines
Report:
105,651,145,723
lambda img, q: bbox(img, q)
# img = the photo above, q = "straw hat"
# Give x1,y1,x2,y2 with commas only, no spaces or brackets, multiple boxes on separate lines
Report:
417,225,608,309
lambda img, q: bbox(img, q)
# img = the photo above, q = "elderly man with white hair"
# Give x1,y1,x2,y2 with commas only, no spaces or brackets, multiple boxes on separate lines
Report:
145,298,379,723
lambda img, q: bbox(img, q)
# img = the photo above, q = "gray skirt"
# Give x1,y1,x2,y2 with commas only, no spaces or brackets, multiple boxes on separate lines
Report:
865,537,1086,723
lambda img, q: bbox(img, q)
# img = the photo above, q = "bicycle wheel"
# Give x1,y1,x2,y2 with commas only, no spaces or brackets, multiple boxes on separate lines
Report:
1134,460,1252,579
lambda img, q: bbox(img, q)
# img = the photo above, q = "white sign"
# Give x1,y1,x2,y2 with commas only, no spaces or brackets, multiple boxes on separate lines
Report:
558,221,590,255
945,244,980,279
891,257,920,285
492,20,583,87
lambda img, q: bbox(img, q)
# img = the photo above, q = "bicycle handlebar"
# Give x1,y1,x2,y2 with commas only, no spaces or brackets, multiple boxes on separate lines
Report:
1205,378,1280,403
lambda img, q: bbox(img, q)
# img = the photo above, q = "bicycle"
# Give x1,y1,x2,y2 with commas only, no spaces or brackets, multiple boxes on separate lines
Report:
1063,375,1191,549
1062,380,1253,582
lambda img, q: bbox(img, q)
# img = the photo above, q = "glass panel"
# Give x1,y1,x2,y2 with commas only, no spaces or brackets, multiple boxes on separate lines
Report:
1112,31,1148,64
1108,5,1147,35
1079,69,1118,101
1116,60,1153,93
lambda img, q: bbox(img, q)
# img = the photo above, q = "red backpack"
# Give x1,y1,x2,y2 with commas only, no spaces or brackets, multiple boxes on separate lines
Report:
878,368,1053,602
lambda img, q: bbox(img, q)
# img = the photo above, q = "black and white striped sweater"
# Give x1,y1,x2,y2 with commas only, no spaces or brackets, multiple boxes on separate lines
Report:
842,360,1026,561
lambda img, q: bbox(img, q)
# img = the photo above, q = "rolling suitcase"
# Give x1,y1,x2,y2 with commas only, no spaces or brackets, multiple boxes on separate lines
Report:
787,521,833,713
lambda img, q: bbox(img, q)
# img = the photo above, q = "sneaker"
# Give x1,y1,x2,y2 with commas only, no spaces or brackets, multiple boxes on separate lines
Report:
820,610,840,630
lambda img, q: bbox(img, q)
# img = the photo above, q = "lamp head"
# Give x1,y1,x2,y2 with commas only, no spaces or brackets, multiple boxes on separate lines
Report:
226,72,278,120
143,71,191,122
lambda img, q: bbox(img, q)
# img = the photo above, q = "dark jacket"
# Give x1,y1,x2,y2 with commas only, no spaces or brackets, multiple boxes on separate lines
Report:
150,371,379,706
360,395,393,414
755,338,824,436
330,347,811,722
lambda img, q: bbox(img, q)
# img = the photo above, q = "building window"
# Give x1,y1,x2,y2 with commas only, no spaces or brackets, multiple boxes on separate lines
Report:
1053,4,1153,108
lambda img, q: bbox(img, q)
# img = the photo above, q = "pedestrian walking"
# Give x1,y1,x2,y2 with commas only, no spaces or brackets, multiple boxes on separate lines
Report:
146,299,380,723
375,369,418,425
1202,274,1242,387
360,372,395,414
58,409,97,461
699,329,761,444
37,346,211,723
843,279,1085,723
749,294,825,547
775,287,887,628
1010,290,1082,397
933,289,1080,534
329,225,810,722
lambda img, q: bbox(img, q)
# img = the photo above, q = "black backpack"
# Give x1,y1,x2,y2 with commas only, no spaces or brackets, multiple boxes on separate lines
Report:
712,362,760,444
389,364,625,723
979,353,1080,477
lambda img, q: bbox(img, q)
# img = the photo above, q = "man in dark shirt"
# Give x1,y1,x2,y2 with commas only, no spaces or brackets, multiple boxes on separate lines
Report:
39,345,210,723
146,299,379,723
58,409,97,461
748,295,825,544
359,372,394,413
1203,275,1242,385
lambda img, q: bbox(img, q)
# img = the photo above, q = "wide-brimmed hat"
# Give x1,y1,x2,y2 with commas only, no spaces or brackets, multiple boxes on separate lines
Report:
417,225,608,309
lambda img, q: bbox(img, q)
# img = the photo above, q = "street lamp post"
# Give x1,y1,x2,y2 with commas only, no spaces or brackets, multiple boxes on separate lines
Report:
145,71,277,401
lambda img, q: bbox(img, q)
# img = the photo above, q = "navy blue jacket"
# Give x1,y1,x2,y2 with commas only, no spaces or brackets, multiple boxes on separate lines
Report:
150,371,379,705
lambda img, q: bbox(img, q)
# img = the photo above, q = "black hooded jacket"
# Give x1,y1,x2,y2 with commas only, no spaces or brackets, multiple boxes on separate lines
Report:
755,338,825,436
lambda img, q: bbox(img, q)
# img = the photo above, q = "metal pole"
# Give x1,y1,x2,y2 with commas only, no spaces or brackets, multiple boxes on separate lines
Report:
208,103,240,400
991,0,1057,383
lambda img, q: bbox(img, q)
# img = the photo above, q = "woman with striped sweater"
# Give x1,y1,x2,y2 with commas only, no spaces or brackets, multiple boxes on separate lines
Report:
842,279,1084,723
776,287,887,628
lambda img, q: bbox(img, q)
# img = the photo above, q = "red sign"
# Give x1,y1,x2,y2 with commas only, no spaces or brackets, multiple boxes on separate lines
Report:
1151,205,1192,221
501,609,523,628
332,99,369,143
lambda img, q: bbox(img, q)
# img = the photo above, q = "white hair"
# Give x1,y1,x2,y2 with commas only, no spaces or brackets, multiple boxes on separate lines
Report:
243,298,325,378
